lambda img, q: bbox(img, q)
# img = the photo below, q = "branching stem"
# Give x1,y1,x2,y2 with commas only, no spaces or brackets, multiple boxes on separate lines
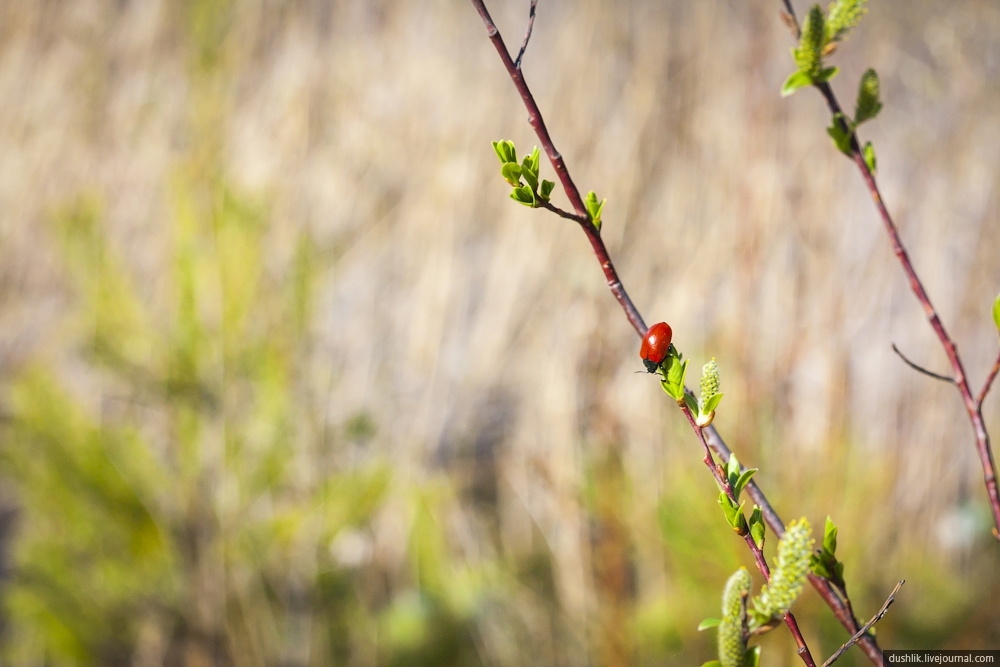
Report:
822,581,904,667
514,0,538,69
891,343,955,385
471,1,882,663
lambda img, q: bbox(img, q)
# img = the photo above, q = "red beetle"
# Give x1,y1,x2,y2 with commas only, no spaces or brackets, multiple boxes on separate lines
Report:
640,322,672,373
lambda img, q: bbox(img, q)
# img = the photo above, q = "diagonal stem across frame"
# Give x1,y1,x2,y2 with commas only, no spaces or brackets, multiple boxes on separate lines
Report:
469,1,882,664
779,2,1000,536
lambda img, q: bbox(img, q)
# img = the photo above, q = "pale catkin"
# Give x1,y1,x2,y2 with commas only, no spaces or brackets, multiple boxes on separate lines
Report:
718,567,752,667
754,518,814,619
700,358,720,407
794,6,826,78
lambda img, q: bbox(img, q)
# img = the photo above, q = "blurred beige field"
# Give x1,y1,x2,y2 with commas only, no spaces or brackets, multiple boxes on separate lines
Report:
0,0,998,665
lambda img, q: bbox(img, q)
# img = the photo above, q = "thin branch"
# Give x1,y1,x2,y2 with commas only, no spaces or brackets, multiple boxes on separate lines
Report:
514,0,538,69
680,404,817,667
702,426,884,665
471,3,879,663
809,73,1000,537
891,344,955,385
977,348,1000,407
822,581,904,667
470,0,647,336
539,199,588,224
779,0,801,38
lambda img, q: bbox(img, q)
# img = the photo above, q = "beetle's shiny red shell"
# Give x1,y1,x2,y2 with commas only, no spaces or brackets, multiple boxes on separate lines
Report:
640,322,672,365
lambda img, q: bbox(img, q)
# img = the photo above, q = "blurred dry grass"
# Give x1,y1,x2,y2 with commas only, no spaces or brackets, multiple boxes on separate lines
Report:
0,0,999,665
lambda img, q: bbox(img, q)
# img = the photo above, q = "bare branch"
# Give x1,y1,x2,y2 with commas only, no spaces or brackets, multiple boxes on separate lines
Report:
779,0,801,38
472,3,882,663
776,0,1000,541
514,0,538,69
891,344,956,384
539,199,587,224
822,581,904,667
977,348,1000,407
470,0,648,336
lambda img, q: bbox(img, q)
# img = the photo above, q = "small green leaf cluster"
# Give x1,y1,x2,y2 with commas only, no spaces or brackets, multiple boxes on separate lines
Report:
696,358,724,427
827,69,882,171
781,0,867,96
699,524,812,666
752,518,814,621
717,454,761,539
992,292,1000,332
659,344,688,403
698,568,761,667
810,516,846,587
491,140,555,208
584,190,606,231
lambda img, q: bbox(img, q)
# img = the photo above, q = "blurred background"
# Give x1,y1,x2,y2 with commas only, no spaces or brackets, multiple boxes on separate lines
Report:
0,0,998,665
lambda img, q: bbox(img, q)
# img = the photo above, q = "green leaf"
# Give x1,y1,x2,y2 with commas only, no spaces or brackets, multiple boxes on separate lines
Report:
501,162,523,187
540,180,555,201
661,356,687,401
863,141,877,175
510,185,536,207
585,191,606,231
745,645,762,667
493,139,517,164
750,506,766,548
810,556,833,580
492,140,518,165
826,0,867,44
704,392,723,414
521,166,538,191
718,492,747,532
855,68,883,125
697,618,722,631
684,392,699,414
523,146,541,176
827,112,853,156
781,70,813,97
817,66,839,82
823,516,839,556
726,454,741,485
993,292,1000,332
701,662,723,667
733,468,758,500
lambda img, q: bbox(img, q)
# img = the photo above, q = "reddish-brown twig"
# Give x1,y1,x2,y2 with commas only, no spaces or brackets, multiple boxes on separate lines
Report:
777,1,1000,536
701,426,883,664
470,1,878,663
891,344,955,385
470,0,648,338
822,581,904,667
978,349,1000,408
513,0,538,69
682,405,818,667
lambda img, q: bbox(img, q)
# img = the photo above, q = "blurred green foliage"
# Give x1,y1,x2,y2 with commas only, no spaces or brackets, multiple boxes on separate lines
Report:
1,1,1000,666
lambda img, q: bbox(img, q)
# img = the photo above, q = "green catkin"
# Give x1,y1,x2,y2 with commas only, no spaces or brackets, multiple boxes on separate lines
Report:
700,358,720,408
855,69,882,124
794,5,826,79
719,567,752,667
755,519,814,618
826,0,867,43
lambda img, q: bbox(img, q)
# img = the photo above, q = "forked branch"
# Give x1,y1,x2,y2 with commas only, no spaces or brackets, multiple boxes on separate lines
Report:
470,1,881,664
778,1,1000,539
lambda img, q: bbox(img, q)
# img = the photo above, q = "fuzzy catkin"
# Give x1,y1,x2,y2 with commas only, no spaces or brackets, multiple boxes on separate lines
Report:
700,359,720,405
794,6,826,78
718,567,752,667
754,519,814,618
